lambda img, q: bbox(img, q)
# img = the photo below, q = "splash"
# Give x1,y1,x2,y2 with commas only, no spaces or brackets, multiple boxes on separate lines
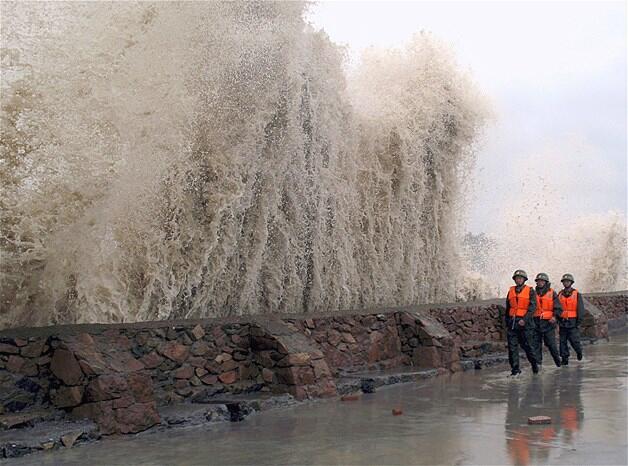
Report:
0,2,488,328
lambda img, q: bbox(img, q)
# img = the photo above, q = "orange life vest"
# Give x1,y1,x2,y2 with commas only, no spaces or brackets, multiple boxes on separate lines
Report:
558,289,578,319
508,285,531,318
535,289,554,319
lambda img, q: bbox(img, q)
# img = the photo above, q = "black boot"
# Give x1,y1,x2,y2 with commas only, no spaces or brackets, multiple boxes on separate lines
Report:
561,358,569,366
532,362,539,374
577,352,583,361
510,368,521,376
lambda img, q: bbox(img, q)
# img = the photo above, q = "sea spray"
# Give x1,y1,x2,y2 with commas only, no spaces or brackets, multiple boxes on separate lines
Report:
2,2,488,328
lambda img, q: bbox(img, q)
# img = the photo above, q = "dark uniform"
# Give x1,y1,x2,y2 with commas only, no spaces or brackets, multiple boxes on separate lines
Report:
558,287,584,365
532,278,562,367
505,270,539,375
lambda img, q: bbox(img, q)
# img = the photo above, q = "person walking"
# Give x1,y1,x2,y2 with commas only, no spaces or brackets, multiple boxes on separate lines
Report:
557,273,584,365
505,269,539,376
532,272,562,369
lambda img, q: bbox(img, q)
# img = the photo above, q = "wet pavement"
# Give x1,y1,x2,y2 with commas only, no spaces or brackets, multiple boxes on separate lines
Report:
7,334,627,465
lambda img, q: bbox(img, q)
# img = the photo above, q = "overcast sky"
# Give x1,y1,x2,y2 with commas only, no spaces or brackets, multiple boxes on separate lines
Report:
308,1,627,233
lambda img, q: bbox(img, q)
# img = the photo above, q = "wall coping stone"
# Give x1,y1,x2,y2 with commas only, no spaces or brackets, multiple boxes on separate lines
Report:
1,291,625,338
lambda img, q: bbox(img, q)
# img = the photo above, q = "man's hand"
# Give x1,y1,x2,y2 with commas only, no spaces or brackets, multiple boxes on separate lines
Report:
549,317,556,324
518,319,525,327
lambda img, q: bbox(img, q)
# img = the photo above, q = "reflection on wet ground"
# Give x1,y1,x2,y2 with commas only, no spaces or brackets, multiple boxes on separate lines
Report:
9,334,627,465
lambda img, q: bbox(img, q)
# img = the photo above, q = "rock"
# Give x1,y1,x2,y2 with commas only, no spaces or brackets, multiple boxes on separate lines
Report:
260,368,274,383
195,367,208,377
201,374,218,385
341,333,357,344
13,338,28,347
190,341,210,356
174,365,194,379
127,372,154,402
190,324,205,341
20,340,45,358
188,357,207,368
41,441,55,450
528,416,552,425
86,374,128,401
52,386,84,408
6,355,25,373
159,341,189,363
341,394,360,401
190,376,202,387
215,353,233,364
50,349,84,385
140,351,164,369
220,359,238,372
218,370,238,384
0,343,19,354
392,408,403,416
61,431,83,448
115,402,160,434
312,359,331,378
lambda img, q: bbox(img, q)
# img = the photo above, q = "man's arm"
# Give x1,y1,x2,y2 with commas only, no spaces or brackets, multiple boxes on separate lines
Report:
525,288,537,321
505,295,511,326
576,292,585,326
553,290,563,319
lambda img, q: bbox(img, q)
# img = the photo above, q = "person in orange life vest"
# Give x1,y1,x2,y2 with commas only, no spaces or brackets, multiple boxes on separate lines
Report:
557,273,583,365
532,272,562,368
505,269,539,376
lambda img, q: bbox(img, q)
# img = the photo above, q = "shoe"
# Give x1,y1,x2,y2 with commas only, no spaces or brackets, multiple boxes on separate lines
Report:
561,358,569,366
554,359,561,368
510,369,522,376
577,353,583,361
532,363,539,374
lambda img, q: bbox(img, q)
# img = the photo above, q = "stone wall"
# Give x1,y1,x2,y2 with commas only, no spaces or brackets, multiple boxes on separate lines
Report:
1,290,624,435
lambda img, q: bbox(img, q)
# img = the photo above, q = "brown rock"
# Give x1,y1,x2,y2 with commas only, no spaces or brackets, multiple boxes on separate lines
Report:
61,431,82,448
174,365,194,379
328,330,342,346
220,359,238,372
262,368,274,383
528,416,552,425
106,352,145,373
341,333,357,344
215,353,232,364
201,374,218,385
73,401,116,435
312,359,332,378
21,340,45,358
218,370,238,384
5,355,25,373
52,386,84,408
13,338,28,347
140,351,164,369
190,324,205,341
174,379,189,390
304,319,316,329
50,349,84,385
190,376,202,387
86,374,128,401
392,408,403,416
113,394,134,409
159,341,189,363
115,402,160,434
195,367,208,377
190,341,210,357
341,394,360,401
295,366,316,385
281,352,311,367
127,372,154,403
0,343,19,354
188,357,207,368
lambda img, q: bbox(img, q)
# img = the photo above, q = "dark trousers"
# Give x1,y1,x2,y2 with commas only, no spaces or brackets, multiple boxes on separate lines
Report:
507,323,537,371
532,318,561,367
559,323,582,361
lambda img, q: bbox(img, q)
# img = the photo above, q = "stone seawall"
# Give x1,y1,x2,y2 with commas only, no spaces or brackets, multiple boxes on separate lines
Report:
1,291,625,437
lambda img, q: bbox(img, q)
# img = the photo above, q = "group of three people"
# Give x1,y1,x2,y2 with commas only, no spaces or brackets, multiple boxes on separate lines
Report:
506,269,583,376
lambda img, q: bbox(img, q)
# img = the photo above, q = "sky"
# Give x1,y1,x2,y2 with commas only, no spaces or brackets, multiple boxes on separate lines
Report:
307,0,627,233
